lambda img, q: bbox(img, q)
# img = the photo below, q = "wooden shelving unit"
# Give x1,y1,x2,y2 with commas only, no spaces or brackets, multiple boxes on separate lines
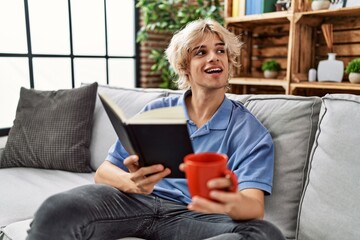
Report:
225,0,360,96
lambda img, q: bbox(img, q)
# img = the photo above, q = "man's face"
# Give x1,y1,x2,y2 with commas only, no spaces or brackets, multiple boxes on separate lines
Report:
187,33,229,90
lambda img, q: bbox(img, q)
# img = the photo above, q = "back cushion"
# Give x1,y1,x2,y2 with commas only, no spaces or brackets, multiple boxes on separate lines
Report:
297,94,360,240
90,85,167,170
226,93,252,104
244,95,322,239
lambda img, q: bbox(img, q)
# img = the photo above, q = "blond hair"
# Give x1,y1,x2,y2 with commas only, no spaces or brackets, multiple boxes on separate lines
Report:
165,19,242,90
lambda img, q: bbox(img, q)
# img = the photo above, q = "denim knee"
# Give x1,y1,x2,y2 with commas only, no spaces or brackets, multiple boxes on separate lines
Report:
233,220,285,240
27,185,100,239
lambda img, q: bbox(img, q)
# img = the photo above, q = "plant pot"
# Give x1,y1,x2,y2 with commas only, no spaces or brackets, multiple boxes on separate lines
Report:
264,70,278,79
311,1,331,11
349,72,360,84
275,3,286,11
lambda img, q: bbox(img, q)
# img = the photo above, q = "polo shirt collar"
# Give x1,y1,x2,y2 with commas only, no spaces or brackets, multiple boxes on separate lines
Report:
178,90,232,130
208,96,232,130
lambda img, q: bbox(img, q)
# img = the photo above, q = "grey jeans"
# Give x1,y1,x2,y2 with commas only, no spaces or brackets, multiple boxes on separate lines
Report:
26,184,285,240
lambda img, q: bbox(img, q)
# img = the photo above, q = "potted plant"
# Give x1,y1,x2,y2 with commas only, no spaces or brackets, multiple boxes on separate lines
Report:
311,0,331,11
261,60,281,79
345,58,360,83
275,0,291,11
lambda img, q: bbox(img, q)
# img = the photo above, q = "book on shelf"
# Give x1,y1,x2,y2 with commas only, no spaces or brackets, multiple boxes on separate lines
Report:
232,0,240,17
232,0,246,17
99,93,194,178
245,0,276,15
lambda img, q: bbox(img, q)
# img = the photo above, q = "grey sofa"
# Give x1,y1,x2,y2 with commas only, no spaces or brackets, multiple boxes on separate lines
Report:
1,84,359,240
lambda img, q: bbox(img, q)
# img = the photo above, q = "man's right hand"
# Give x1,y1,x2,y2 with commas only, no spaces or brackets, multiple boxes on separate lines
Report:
95,155,171,195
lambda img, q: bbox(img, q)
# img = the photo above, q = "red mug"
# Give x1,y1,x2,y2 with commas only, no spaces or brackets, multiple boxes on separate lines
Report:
184,152,238,200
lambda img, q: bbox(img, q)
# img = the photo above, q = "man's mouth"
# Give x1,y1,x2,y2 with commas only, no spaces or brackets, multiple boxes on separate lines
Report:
205,67,223,74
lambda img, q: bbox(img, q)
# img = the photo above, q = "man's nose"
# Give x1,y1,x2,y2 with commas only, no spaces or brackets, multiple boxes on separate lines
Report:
208,51,219,62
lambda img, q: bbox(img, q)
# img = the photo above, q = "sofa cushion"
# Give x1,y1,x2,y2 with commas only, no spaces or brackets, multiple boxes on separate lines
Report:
0,83,98,173
0,218,31,240
90,85,168,170
226,93,251,104
244,95,322,239
0,168,94,227
0,218,143,240
296,94,360,240
0,217,143,240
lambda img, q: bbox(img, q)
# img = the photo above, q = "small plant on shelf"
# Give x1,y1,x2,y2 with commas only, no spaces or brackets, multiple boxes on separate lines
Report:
345,58,360,83
261,60,281,79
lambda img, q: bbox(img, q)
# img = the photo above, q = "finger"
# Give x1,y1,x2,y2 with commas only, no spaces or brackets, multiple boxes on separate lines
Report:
140,168,171,185
135,168,171,194
209,190,236,204
137,164,166,177
130,164,167,184
207,177,232,190
188,196,223,213
124,155,140,173
179,163,186,172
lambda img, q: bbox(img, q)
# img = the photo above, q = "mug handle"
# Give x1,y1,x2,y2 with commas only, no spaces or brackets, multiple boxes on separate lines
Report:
224,170,238,192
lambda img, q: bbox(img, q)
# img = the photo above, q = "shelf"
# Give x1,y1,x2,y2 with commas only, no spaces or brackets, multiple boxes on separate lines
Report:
291,82,360,91
226,11,292,27
300,6,360,18
230,78,288,89
296,6,360,26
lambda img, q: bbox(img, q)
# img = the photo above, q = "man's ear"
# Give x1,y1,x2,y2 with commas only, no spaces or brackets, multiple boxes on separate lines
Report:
180,68,190,76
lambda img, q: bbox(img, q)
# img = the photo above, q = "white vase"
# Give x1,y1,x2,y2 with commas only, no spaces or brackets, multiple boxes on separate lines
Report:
349,72,360,84
317,53,344,82
308,68,317,82
311,1,331,11
264,70,278,79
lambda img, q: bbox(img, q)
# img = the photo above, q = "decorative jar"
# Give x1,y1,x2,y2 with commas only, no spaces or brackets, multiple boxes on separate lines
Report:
317,53,344,82
311,0,331,11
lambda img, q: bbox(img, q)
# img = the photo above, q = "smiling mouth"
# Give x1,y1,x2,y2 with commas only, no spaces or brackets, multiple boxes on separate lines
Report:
205,68,223,74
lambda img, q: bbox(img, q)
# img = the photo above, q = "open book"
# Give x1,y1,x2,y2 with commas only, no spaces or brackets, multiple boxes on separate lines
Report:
99,93,193,178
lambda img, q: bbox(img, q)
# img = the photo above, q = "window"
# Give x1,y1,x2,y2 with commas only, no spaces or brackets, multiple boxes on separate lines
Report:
0,0,138,129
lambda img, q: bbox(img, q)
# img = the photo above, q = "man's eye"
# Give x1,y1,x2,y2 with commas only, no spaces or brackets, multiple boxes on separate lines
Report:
217,49,225,54
196,50,205,56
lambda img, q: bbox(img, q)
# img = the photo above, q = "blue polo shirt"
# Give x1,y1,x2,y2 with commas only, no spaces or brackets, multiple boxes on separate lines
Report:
106,91,274,204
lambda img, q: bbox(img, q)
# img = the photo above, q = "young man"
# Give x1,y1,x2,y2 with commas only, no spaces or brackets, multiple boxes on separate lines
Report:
27,19,284,240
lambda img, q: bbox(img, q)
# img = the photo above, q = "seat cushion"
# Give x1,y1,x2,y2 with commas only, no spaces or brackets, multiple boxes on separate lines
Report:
296,94,360,240
244,95,322,239
0,219,144,240
0,219,31,240
0,168,94,227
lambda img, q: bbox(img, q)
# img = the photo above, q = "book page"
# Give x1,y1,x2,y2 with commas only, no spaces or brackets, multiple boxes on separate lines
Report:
128,106,186,124
99,93,128,122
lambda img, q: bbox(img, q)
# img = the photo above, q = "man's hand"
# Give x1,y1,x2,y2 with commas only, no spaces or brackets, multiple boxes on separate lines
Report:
180,163,264,220
95,155,171,195
188,186,264,220
123,155,171,194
